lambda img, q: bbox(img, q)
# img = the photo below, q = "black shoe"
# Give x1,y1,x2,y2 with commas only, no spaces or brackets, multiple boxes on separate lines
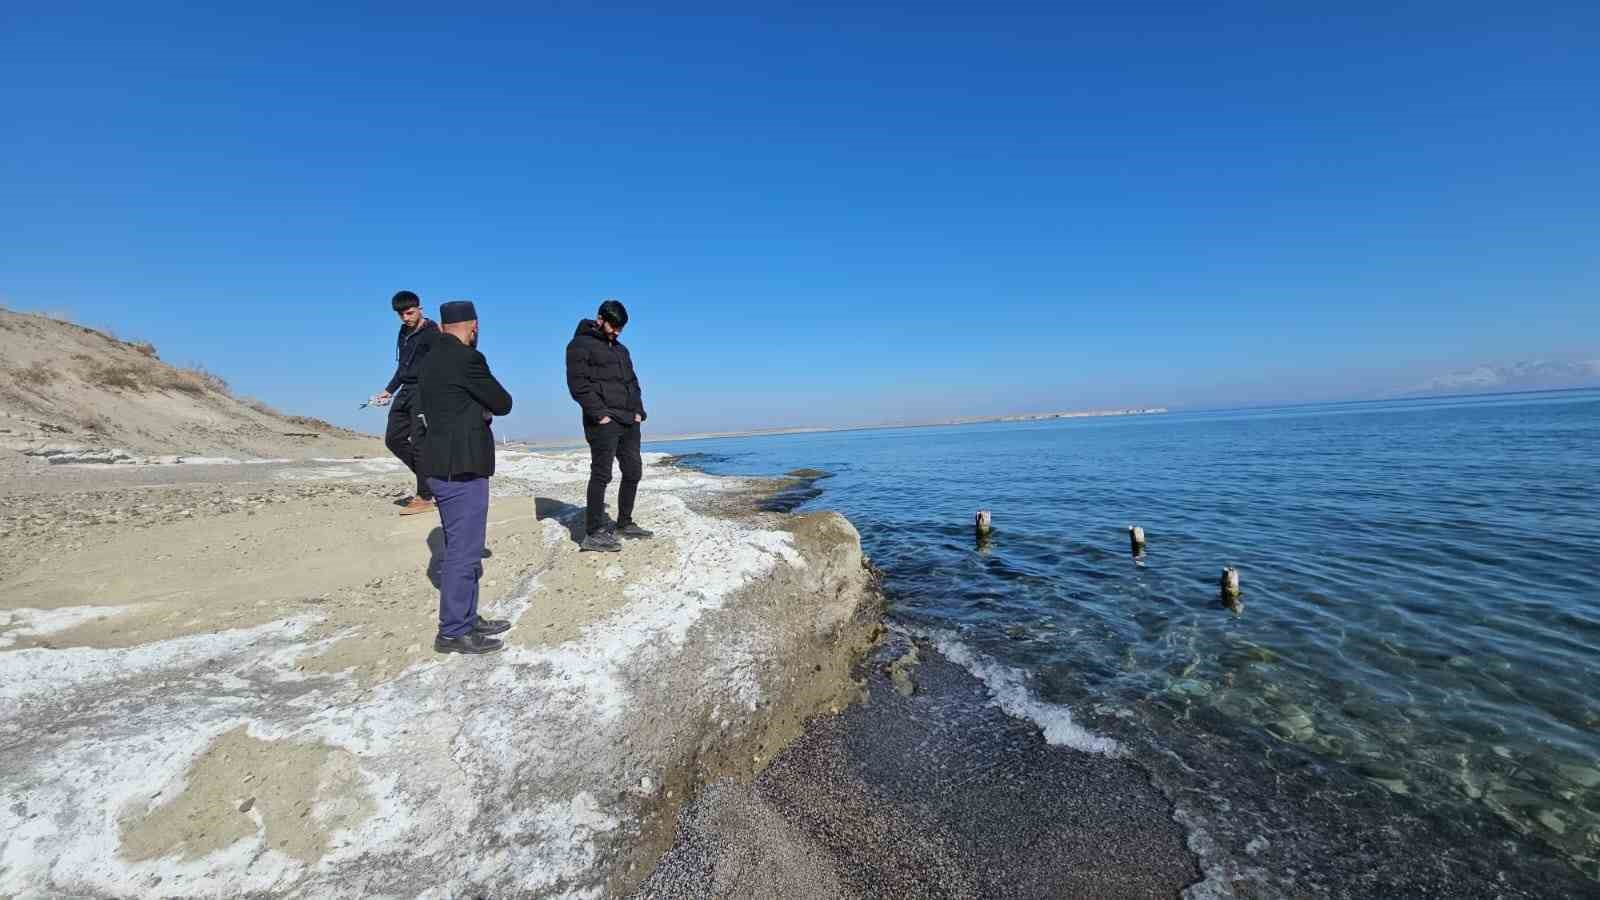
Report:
616,521,654,539
472,616,511,636
434,632,504,654
580,530,622,552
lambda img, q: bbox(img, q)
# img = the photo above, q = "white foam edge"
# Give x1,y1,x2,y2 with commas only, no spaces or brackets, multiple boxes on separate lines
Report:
926,631,1123,756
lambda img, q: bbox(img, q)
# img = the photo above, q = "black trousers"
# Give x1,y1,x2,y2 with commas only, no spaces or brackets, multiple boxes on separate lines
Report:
384,389,431,500
583,419,642,533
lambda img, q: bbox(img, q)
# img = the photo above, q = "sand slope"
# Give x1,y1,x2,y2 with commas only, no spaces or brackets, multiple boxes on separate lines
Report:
0,307,379,463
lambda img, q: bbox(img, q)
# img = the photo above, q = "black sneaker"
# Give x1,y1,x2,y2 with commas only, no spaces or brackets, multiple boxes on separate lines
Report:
616,521,654,539
434,632,504,654
472,616,511,636
580,530,622,552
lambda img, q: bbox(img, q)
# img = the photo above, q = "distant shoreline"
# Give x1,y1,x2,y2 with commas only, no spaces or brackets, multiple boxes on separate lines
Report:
512,406,1169,448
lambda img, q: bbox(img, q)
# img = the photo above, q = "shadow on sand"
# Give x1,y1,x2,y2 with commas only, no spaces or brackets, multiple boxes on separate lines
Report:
426,526,493,588
535,496,588,544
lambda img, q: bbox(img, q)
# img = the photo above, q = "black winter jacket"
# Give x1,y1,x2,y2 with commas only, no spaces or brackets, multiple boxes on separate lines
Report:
565,319,646,424
384,319,439,394
417,333,513,479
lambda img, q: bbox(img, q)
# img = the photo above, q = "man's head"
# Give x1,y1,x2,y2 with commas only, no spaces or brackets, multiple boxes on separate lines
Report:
597,299,628,340
392,290,423,330
439,300,479,348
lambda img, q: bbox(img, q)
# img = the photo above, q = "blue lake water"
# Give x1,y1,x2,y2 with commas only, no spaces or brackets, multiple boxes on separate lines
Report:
651,389,1600,885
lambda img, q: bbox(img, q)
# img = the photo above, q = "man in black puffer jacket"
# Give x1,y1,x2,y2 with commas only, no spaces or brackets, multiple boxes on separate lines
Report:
565,299,652,551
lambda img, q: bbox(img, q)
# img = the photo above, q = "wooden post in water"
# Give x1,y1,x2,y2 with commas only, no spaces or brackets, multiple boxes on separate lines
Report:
975,510,993,539
1220,567,1241,602
1129,525,1146,554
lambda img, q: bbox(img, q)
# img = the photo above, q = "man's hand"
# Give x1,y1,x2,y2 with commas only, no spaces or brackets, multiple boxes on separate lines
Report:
634,414,642,424
376,390,391,402
598,416,612,425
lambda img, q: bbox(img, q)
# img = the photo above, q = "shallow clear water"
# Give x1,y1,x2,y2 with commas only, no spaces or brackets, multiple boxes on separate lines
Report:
652,389,1600,881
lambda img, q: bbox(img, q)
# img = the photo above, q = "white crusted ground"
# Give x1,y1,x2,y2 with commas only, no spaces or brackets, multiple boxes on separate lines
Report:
0,451,871,898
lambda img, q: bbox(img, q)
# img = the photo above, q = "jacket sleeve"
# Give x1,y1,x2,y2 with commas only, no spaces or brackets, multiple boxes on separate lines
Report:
629,363,646,422
384,342,404,394
565,341,607,419
464,350,513,417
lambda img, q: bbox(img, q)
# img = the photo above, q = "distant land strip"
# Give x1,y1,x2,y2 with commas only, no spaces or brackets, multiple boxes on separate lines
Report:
512,407,1169,448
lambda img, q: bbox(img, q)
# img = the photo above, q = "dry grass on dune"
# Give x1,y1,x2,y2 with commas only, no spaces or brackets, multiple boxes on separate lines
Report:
14,362,59,389
69,352,230,398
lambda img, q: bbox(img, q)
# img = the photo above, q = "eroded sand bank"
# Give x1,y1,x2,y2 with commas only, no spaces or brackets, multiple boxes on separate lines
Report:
0,451,881,898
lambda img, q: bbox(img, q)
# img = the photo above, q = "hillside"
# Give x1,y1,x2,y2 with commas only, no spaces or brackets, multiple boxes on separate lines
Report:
1403,358,1600,397
0,308,380,464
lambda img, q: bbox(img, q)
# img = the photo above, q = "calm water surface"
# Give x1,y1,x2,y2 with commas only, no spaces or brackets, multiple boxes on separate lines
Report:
652,390,1600,882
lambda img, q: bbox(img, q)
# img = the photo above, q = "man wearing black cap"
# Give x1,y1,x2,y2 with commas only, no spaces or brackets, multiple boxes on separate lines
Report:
417,300,514,654
565,298,652,552
376,291,439,516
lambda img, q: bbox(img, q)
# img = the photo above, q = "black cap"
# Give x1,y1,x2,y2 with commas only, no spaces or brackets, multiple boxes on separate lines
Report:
440,300,478,324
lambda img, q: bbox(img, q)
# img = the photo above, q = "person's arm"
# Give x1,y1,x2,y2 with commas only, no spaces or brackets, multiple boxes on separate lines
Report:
464,350,513,417
565,341,607,421
629,365,646,423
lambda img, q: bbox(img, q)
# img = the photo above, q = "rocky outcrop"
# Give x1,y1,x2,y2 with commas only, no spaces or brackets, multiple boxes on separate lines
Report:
0,452,882,898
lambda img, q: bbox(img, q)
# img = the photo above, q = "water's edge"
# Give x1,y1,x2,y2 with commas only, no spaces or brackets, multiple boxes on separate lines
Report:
658,452,1598,896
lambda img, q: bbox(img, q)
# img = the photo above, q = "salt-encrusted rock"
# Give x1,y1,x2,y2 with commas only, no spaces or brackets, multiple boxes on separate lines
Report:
24,445,142,465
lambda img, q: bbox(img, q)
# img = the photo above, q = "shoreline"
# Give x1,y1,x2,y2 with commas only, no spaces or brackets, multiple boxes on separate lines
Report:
662,452,1600,895
0,451,884,897
511,406,1170,449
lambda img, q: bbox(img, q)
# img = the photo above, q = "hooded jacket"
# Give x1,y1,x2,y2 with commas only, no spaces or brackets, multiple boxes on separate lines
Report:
565,319,646,424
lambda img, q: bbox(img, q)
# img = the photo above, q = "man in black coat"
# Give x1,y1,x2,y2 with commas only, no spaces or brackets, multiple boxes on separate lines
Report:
375,290,439,515
565,299,652,552
417,300,515,654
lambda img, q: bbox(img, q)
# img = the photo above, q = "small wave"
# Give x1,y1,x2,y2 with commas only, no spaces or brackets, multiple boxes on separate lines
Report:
929,633,1122,756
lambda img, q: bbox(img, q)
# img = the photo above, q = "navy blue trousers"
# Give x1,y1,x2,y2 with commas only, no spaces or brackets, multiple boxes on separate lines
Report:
426,475,489,638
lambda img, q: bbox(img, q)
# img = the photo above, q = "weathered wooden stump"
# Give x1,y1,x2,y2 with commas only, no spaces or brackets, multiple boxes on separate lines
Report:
1128,525,1146,554
975,510,992,539
1220,567,1241,602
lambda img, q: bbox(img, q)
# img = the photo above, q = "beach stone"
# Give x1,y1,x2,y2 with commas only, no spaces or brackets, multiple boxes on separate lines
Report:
1169,679,1212,698
1248,647,1279,664
887,645,921,698
1266,722,1297,741
1370,777,1410,795
1353,761,1407,782
1310,735,1346,757
1537,809,1570,835
784,468,833,480
1556,763,1600,789
1270,710,1315,741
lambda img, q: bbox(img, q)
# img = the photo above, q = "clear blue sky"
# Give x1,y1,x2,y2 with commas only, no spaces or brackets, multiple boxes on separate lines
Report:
3,3,1596,438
